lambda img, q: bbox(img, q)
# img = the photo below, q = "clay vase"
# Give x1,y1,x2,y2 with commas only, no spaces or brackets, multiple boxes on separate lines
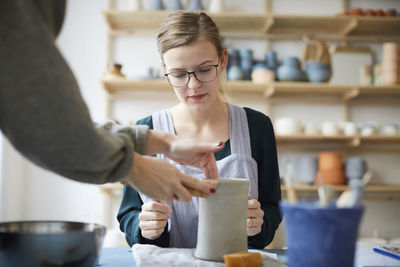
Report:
195,178,250,262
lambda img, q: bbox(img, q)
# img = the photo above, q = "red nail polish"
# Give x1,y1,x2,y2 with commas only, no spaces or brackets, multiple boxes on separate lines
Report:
217,141,224,147
210,188,216,193
173,194,179,200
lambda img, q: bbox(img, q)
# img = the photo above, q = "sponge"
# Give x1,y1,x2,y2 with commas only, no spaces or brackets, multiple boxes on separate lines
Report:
224,251,263,267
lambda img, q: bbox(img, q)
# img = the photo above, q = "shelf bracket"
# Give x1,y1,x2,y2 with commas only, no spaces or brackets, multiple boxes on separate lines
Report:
342,87,359,101
340,19,358,37
263,17,274,33
348,136,361,148
264,85,275,98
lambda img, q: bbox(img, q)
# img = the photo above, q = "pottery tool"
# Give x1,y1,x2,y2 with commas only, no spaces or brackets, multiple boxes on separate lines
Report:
317,172,332,207
337,171,372,208
283,159,298,204
373,247,400,261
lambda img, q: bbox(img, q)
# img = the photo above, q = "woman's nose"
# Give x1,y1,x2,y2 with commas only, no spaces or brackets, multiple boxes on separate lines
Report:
187,73,202,89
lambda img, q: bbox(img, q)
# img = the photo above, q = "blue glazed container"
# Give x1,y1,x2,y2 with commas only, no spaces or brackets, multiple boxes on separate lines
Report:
265,51,279,71
305,61,332,83
280,200,364,267
277,64,303,81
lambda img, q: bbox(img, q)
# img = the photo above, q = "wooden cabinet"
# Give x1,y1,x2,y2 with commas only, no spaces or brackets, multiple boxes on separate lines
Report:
101,2,400,200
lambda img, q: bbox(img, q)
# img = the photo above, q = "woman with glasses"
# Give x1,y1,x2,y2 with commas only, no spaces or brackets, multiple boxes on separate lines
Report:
117,11,282,249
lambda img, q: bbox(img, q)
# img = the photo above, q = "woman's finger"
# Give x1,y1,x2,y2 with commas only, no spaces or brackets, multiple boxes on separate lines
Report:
181,175,216,198
142,201,172,213
139,211,169,221
248,199,261,209
248,208,264,218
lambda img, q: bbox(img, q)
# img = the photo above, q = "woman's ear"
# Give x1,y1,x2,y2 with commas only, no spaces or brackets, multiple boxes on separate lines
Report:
219,48,229,72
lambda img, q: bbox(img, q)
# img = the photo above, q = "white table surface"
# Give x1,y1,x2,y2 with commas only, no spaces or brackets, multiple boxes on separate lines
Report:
355,243,400,267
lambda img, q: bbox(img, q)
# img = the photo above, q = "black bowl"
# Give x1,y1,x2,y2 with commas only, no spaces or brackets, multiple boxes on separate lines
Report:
0,221,106,267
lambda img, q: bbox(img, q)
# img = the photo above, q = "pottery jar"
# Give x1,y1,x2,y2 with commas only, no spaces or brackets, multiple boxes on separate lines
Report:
318,152,343,171
251,65,275,84
296,156,318,184
345,157,367,181
195,178,250,262
277,57,303,81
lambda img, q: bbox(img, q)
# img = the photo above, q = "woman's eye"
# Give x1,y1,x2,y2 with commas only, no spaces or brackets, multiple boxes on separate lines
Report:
171,72,187,78
197,68,212,73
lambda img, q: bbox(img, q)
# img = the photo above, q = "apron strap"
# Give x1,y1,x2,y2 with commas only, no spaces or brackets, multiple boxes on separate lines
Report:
228,103,252,156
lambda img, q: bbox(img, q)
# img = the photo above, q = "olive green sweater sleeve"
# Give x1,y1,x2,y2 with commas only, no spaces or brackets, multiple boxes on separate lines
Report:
0,0,148,184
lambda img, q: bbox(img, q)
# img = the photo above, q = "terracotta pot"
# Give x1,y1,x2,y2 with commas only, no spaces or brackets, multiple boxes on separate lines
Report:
365,9,375,16
349,8,364,16
386,10,396,17
318,152,343,171
315,170,346,185
375,9,385,16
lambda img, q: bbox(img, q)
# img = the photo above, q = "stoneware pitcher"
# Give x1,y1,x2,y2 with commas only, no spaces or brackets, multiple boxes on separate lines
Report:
195,178,250,262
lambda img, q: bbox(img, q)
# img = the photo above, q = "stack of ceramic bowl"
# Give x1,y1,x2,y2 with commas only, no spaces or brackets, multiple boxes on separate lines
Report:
382,42,400,85
345,157,367,182
315,152,346,185
296,156,318,184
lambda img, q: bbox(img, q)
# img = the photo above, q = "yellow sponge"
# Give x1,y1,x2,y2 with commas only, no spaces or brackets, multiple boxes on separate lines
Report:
223,251,263,267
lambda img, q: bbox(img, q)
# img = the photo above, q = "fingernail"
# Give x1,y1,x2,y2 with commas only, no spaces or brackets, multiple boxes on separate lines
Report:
216,141,224,147
173,194,179,200
210,188,216,193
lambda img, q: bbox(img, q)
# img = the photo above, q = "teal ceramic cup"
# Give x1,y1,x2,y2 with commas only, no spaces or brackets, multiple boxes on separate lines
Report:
280,200,364,267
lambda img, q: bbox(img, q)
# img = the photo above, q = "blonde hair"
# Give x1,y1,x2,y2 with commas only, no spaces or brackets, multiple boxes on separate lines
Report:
157,11,229,101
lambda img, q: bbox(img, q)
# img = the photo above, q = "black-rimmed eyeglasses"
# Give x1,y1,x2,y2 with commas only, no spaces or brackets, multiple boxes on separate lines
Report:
164,64,219,87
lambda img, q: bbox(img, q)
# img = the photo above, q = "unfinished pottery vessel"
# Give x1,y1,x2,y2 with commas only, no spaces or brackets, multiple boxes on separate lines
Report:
195,178,250,262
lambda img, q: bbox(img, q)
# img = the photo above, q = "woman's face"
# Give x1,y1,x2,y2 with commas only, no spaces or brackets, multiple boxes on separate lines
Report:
163,37,227,112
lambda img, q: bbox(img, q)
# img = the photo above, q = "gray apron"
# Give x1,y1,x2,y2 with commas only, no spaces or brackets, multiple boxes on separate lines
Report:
139,103,258,248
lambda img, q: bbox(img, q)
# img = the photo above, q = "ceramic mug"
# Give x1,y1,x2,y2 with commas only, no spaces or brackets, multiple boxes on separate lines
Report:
304,123,320,135
380,123,399,136
344,122,358,136
195,178,250,262
321,121,339,136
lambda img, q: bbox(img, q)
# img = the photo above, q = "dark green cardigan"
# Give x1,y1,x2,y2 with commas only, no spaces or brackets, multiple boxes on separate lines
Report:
117,107,282,249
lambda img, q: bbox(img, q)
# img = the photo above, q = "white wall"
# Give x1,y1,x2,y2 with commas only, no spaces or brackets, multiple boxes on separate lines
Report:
0,0,399,245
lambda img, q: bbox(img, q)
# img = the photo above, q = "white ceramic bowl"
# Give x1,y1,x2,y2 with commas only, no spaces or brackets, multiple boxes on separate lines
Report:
275,117,301,135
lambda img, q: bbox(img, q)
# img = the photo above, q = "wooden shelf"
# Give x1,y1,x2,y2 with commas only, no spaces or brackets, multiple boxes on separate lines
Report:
276,135,400,152
99,183,400,201
102,79,400,104
281,184,400,201
103,10,400,41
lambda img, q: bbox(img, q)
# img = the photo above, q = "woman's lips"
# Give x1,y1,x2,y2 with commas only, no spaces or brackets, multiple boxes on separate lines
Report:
188,94,206,101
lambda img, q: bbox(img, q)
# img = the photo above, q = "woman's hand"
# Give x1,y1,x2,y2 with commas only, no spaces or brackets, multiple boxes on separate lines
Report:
146,130,224,179
124,153,216,204
247,195,264,236
139,201,171,240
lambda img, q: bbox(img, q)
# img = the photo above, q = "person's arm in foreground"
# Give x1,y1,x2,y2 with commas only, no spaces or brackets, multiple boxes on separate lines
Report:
0,0,221,204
